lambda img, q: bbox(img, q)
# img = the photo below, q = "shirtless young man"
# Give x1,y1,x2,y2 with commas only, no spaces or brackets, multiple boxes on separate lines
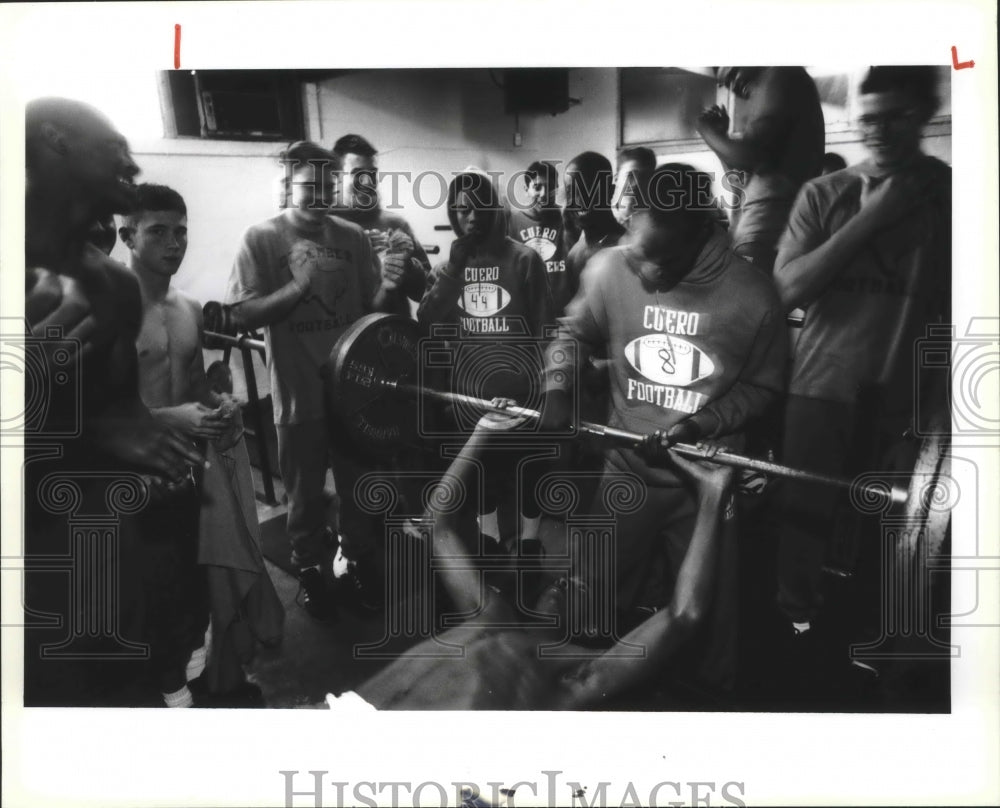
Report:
348,411,736,710
120,183,233,706
122,185,227,438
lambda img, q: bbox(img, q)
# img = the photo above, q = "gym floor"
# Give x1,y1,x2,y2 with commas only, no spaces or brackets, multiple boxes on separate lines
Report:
245,470,951,713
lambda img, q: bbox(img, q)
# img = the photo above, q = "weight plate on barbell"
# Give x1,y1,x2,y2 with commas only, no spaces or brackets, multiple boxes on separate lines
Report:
324,313,422,457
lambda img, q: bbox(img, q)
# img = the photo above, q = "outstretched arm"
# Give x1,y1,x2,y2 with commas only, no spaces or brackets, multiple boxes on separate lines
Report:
557,448,736,709
539,261,608,434
425,411,532,614
696,105,774,173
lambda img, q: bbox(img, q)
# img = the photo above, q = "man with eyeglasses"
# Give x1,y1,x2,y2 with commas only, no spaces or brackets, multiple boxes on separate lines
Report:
771,67,951,653
331,133,430,307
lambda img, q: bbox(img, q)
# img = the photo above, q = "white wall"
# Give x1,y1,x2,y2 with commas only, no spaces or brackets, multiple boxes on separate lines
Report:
94,69,618,400
311,68,618,258
111,67,950,306
72,67,950,402
99,68,618,304
111,146,283,304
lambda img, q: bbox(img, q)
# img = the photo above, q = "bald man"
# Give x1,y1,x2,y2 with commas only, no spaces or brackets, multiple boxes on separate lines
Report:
24,97,205,705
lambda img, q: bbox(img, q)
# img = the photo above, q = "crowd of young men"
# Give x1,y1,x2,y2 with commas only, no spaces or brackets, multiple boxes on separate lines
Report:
24,64,951,708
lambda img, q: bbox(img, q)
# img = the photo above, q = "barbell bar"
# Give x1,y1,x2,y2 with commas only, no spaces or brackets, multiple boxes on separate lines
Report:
325,314,911,508
380,378,907,505
203,329,266,354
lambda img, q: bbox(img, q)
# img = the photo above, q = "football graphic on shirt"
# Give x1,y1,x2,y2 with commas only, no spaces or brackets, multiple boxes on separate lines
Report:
524,236,558,261
459,283,511,317
624,334,715,386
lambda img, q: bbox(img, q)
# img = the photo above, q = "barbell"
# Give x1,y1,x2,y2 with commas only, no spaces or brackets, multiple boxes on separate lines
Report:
320,314,943,511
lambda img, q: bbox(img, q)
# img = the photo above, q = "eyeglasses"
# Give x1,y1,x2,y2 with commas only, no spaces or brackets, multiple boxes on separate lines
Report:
856,108,921,131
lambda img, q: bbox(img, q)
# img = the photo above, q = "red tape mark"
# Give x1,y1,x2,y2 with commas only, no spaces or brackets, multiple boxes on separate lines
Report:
951,45,974,70
174,24,181,69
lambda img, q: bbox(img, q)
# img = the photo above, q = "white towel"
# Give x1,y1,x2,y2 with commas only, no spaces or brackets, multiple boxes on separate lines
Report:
325,691,377,713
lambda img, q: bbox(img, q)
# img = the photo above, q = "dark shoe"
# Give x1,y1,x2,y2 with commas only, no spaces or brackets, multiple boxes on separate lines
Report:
298,566,339,622
519,538,545,557
331,547,382,615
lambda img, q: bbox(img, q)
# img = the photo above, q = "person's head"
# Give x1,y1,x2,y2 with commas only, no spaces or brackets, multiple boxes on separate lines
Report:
562,151,615,230
820,152,848,175
629,163,715,278
280,141,341,221
119,183,188,277
857,66,939,170
332,133,379,212
26,97,140,215
613,147,657,227
448,169,501,243
524,161,558,210
716,67,764,99
86,214,117,255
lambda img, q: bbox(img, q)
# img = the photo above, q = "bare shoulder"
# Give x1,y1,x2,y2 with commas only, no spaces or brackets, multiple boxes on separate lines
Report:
177,288,202,316
80,244,138,294
163,287,201,318
159,289,203,345
749,67,815,118
79,245,143,334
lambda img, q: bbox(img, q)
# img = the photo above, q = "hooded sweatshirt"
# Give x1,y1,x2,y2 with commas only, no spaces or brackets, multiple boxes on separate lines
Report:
418,170,553,402
506,203,567,307
544,225,788,486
